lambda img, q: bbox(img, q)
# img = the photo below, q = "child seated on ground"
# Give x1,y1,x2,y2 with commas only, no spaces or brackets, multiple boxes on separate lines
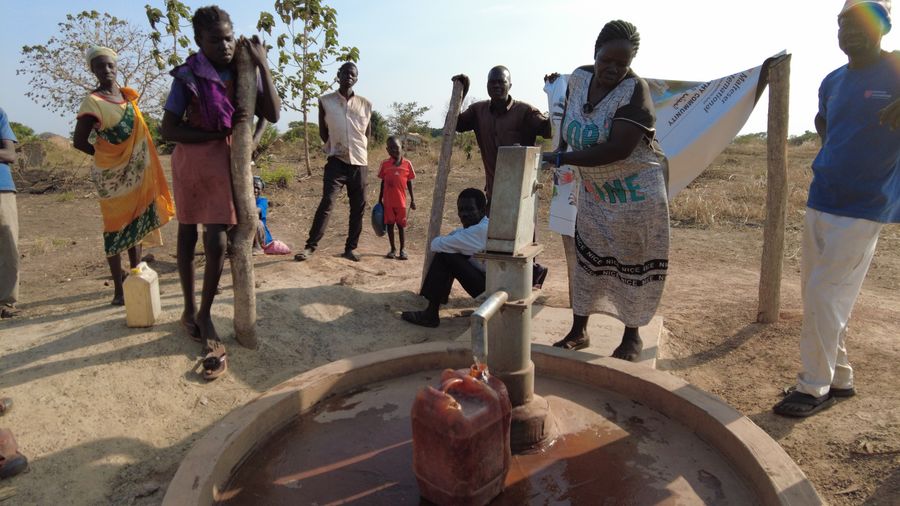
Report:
253,176,290,255
377,136,416,259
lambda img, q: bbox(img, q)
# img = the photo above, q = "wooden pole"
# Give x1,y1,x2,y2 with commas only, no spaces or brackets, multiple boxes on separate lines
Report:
421,79,465,285
229,41,258,348
757,54,791,323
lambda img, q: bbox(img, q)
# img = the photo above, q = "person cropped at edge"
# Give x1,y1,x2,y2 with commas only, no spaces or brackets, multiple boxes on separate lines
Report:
541,20,669,362
774,0,900,418
0,108,19,319
295,62,372,263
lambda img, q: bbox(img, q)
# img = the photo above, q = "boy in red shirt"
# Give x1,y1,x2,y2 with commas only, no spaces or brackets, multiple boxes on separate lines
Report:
378,136,416,259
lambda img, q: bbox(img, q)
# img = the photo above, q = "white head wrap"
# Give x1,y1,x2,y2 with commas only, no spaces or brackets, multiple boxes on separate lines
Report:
85,46,118,69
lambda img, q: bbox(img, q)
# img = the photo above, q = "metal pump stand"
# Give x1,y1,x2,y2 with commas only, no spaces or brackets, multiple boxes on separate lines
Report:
471,146,553,452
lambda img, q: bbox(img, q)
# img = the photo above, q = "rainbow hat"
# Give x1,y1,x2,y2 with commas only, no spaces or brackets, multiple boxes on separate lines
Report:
840,0,892,34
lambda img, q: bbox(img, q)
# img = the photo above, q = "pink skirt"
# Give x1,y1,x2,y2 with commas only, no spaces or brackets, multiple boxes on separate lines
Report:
171,139,237,225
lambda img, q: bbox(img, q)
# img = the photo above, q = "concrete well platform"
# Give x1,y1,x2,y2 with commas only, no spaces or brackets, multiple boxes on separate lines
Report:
163,342,821,505
529,305,663,367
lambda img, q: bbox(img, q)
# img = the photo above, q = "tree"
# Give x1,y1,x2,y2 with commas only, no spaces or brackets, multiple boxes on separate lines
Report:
145,1,194,69
257,0,359,178
369,110,388,144
387,102,430,139
282,121,315,143
18,10,170,118
10,123,35,143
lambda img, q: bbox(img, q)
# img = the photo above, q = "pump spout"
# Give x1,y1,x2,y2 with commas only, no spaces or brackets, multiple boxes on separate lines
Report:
471,291,509,368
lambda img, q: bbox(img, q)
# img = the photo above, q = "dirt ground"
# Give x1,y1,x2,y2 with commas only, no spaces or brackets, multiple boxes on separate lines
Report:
1,142,898,505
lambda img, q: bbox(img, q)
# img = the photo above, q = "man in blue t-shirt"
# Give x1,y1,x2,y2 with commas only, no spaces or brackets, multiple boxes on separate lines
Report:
774,0,900,417
0,108,19,319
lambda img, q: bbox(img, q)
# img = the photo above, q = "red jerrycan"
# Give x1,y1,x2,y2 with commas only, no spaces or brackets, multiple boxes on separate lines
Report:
411,366,512,506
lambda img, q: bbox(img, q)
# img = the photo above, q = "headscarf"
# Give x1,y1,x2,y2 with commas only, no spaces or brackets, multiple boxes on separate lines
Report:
85,46,118,70
840,0,892,34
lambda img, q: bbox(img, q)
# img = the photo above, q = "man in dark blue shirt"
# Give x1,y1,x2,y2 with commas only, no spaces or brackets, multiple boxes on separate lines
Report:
775,0,900,417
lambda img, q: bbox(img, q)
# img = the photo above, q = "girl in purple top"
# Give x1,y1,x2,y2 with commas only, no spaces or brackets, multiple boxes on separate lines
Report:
160,5,280,381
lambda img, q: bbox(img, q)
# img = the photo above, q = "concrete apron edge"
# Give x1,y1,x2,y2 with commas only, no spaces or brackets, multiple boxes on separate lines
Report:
162,341,822,506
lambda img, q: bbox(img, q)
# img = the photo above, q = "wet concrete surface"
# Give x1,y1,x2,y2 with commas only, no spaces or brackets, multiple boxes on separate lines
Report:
217,371,755,505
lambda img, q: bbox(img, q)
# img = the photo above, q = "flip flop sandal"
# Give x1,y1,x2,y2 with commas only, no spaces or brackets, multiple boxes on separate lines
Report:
0,305,20,319
781,385,856,398
386,251,396,259
398,251,409,260
773,390,836,418
0,398,11,417
401,311,439,328
201,348,228,382
553,336,590,351
0,429,28,480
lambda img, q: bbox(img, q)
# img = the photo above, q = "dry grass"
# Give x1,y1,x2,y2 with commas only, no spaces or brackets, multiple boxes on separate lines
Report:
23,236,70,255
670,140,818,230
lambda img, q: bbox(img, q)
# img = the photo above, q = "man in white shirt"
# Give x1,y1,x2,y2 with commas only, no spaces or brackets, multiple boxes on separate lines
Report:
295,62,372,262
402,188,488,328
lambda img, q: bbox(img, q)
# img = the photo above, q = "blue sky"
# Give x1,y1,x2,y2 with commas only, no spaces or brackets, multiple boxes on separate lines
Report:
2,0,897,136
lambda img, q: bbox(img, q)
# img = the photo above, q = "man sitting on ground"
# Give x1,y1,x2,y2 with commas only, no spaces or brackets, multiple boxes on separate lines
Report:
402,188,489,328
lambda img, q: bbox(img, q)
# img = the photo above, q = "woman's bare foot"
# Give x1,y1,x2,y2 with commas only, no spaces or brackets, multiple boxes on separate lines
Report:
612,333,643,362
196,312,220,342
111,292,125,306
180,311,201,342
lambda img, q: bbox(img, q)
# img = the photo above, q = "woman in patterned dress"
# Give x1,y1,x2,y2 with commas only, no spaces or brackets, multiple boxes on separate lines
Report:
73,46,175,306
542,20,669,361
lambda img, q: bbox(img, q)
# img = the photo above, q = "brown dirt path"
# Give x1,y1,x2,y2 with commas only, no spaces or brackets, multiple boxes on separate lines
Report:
0,146,897,505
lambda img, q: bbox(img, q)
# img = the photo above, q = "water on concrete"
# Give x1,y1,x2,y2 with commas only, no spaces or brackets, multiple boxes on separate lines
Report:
217,370,755,505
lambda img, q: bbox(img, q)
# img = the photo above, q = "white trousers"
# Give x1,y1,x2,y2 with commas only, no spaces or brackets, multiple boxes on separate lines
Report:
0,192,18,305
796,208,882,397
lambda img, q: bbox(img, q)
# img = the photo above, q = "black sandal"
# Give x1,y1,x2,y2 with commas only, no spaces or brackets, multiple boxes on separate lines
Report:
773,390,835,417
552,336,589,351
781,385,856,398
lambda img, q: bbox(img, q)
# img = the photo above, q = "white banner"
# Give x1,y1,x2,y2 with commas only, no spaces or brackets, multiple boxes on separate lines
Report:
547,56,777,236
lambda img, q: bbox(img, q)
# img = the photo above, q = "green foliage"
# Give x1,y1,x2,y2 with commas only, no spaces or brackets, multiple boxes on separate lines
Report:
144,116,175,154
10,122,35,142
259,164,294,188
257,1,359,116
733,132,767,144
19,10,171,117
257,0,359,176
254,123,280,157
281,121,320,146
370,110,388,144
145,1,194,69
788,130,819,146
454,131,476,160
386,102,430,139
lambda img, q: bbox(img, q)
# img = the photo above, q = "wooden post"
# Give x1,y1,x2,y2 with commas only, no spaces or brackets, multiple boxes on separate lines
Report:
757,54,791,323
421,79,465,285
229,42,258,348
